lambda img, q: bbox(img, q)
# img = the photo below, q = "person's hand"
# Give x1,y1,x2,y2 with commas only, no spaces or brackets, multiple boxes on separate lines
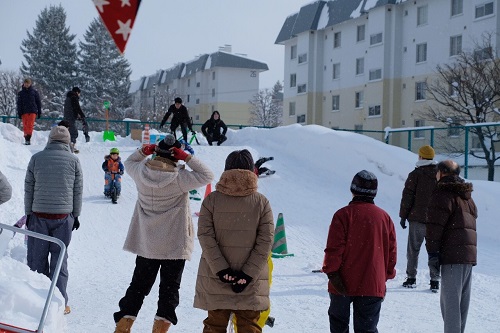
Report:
142,144,156,156
216,268,237,283
428,252,440,271
191,130,196,135
400,218,407,229
171,147,189,161
231,271,253,293
72,217,80,231
25,214,31,229
327,271,347,295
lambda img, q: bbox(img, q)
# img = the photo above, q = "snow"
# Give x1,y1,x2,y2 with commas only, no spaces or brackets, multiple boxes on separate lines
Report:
1,123,500,332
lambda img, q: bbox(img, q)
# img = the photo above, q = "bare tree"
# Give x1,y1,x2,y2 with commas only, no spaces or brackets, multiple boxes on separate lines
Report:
424,32,500,181
0,70,23,118
249,81,283,127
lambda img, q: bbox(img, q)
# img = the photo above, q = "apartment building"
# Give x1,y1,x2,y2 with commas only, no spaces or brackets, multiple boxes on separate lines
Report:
275,0,498,149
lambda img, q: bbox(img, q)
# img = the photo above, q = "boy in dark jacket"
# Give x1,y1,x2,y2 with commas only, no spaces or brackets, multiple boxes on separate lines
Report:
102,148,125,198
159,97,195,142
201,111,227,146
17,78,42,145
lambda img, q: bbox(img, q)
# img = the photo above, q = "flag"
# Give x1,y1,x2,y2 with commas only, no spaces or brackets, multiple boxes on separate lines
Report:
93,0,142,54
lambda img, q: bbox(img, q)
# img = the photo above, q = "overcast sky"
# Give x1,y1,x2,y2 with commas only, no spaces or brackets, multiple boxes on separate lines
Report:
0,0,308,89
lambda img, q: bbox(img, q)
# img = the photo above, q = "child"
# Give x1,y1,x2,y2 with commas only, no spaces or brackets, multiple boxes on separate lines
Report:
179,138,195,155
102,148,124,197
255,157,276,176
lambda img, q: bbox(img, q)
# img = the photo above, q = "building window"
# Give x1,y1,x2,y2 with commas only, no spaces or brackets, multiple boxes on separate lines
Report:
450,35,462,56
474,47,493,60
417,5,428,26
448,118,461,137
334,32,341,48
475,2,494,19
298,53,308,64
370,33,382,45
414,120,425,138
356,58,364,75
196,82,200,88
290,73,296,88
451,0,463,16
187,94,190,103
297,84,307,94
357,25,365,42
211,88,215,97
416,43,427,63
332,95,340,111
212,72,216,80
355,91,364,108
297,114,306,123
369,69,382,81
187,79,190,87
291,45,297,59
368,105,381,116
354,124,363,132
415,82,427,101
196,98,200,104
289,102,296,116
332,63,340,80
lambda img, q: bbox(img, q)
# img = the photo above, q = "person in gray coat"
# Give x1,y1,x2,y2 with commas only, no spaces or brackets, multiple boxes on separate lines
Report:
113,134,213,333
0,170,12,205
24,125,83,315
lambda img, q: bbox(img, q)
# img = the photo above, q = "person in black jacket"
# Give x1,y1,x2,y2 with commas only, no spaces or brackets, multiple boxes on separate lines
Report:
63,87,87,153
201,110,227,146
159,97,195,142
17,78,42,145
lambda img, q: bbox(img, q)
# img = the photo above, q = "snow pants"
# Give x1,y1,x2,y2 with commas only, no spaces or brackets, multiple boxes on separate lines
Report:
170,120,189,143
27,213,74,306
21,113,36,138
114,256,185,325
440,264,473,333
68,120,78,143
406,220,440,281
104,173,122,194
328,293,383,333
203,309,261,333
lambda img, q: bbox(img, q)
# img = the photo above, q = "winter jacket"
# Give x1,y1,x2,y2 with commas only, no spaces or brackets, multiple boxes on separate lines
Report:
63,91,85,123
123,149,213,260
0,170,12,205
425,175,477,265
323,198,397,298
24,142,83,216
201,111,227,139
17,86,41,118
102,155,125,174
399,161,437,223
160,104,192,129
194,169,274,311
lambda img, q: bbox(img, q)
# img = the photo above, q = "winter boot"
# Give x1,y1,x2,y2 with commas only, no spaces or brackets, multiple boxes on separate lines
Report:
430,280,439,293
114,317,134,333
402,277,416,288
64,305,71,315
265,316,275,328
264,170,276,176
24,134,31,145
152,318,171,333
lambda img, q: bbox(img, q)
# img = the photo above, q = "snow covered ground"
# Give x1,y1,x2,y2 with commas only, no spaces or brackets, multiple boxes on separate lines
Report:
0,123,499,332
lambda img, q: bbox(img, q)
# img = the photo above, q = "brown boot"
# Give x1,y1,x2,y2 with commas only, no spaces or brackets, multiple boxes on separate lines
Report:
152,319,171,333
114,317,134,333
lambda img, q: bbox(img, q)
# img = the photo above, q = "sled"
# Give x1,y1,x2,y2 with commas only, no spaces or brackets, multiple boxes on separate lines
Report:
0,223,67,333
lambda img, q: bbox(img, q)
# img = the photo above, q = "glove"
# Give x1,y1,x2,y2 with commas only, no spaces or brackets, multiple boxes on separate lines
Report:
171,147,189,161
119,170,124,175
400,218,407,229
327,271,347,295
191,130,196,135
72,217,80,231
428,252,440,271
25,214,31,229
216,268,237,283
231,271,253,293
142,144,157,156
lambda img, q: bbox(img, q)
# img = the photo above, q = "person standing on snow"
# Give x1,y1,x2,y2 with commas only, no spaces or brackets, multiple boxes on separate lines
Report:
24,125,83,315
17,78,42,145
399,145,439,291
63,87,87,153
159,97,195,142
425,160,477,333
323,170,397,333
0,169,12,205
201,110,227,146
113,134,213,333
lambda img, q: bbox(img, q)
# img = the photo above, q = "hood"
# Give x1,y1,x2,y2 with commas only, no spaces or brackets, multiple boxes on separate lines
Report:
216,169,258,196
104,155,122,162
135,156,181,188
437,175,473,200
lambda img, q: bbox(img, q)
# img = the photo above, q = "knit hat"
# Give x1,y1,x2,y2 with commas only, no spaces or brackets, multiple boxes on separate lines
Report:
418,145,435,160
350,170,378,197
155,134,181,159
224,149,254,171
49,126,71,144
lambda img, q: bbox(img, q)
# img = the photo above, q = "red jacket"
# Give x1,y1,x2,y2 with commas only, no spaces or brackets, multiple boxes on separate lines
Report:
323,199,397,297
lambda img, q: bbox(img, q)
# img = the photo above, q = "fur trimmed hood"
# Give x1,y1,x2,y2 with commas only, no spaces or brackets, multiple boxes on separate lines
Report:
216,169,258,196
437,175,473,200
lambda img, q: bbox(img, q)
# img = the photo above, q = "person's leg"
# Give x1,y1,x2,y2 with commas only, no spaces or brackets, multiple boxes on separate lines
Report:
233,310,262,333
180,124,188,142
27,214,50,276
352,296,382,333
169,122,178,139
115,174,122,196
255,158,266,169
114,256,161,323
203,309,232,333
405,221,426,280
156,259,186,325
22,114,36,143
328,293,351,333
460,265,473,333
104,173,112,196
440,264,464,333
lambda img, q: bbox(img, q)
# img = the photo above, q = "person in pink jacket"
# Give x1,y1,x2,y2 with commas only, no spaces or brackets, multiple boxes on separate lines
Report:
323,170,397,333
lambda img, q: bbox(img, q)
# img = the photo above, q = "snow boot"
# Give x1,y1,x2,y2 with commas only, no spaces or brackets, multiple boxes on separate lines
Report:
402,277,416,288
264,170,276,176
114,317,134,333
64,305,71,315
24,134,31,145
430,280,439,293
152,318,171,333
85,134,90,142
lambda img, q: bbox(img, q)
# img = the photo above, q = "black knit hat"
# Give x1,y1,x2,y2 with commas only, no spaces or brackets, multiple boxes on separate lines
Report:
155,134,181,159
350,170,378,197
224,149,254,171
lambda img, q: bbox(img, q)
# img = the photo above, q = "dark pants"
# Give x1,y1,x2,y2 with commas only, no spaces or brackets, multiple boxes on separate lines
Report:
328,293,383,333
114,256,186,325
170,121,188,142
203,309,261,333
206,133,226,146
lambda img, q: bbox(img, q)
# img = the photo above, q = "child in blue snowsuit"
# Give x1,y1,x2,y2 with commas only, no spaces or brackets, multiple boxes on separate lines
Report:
102,148,124,197
179,139,194,155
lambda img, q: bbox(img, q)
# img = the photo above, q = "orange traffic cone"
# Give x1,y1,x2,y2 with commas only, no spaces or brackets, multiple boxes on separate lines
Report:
204,183,212,198
142,123,150,147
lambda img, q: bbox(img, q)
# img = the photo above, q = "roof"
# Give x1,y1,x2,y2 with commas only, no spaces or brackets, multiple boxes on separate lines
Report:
207,51,268,71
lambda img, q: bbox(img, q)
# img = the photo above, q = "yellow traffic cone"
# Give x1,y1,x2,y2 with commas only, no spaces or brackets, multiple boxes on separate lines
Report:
271,213,294,258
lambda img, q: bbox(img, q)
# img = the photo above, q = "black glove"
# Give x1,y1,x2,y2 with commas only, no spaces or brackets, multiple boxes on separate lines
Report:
400,218,407,229
327,271,347,295
231,271,253,293
191,130,196,135
216,268,237,283
72,217,80,231
428,252,440,271
25,214,31,228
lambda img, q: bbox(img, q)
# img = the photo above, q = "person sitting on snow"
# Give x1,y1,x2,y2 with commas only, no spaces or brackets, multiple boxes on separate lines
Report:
102,148,124,198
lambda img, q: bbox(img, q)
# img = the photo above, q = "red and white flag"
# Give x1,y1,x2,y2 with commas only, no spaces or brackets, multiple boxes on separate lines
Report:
93,0,142,54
